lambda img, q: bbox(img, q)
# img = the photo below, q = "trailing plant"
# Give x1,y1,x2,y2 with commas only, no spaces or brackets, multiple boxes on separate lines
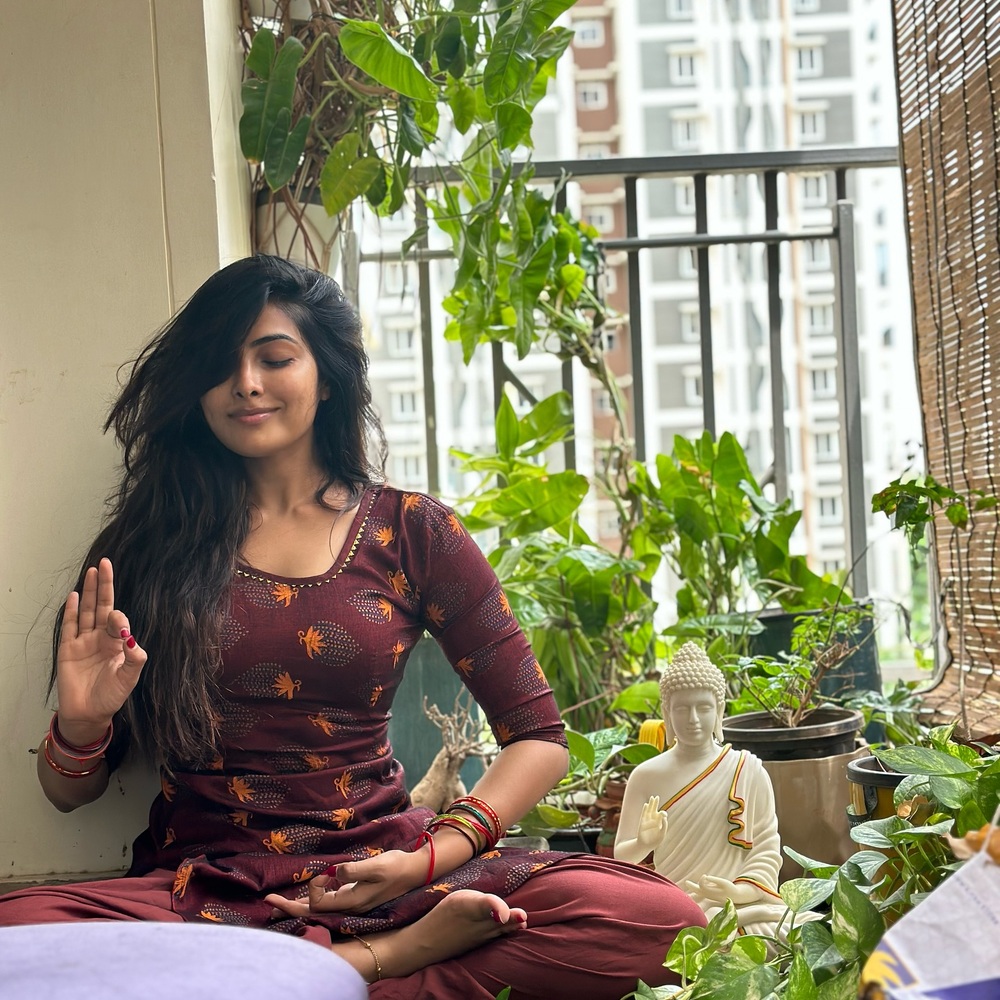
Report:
454,392,659,733
724,605,876,728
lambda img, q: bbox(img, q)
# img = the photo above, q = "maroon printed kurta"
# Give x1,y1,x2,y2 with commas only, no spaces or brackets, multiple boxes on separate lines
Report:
127,486,572,937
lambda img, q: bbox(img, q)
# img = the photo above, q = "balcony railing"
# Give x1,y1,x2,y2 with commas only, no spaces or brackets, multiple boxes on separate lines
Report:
358,146,904,600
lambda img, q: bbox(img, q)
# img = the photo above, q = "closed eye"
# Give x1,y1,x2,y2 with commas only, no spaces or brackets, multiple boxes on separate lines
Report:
262,359,294,368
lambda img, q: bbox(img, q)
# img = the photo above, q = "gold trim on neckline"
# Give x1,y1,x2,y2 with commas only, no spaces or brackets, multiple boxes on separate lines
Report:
234,490,376,588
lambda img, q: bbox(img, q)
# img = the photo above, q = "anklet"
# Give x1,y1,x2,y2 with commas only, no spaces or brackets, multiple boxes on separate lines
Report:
356,935,382,982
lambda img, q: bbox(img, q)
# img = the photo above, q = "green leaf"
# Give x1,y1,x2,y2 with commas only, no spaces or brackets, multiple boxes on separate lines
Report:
877,745,976,775
484,0,577,105
928,773,975,809
610,680,660,714
844,850,891,882
830,874,883,964
509,236,555,358
780,877,835,912
849,815,905,849
447,79,477,134
239,34,304,163
688,950,779,1000
495,988,511,1000
799,921,843,975
517,391,573,455
434,16,464,73
398,99,428,156
559,262,586,300
816,967,863,1000
490,472,589,533
495,101,534,149
245,27,276,80
785,955,819,1000
782,847,839,879
339,20,438,102
531,802,581,828
263,110,311,191
564,729,595,772
319,135,382,217
495,394,520,460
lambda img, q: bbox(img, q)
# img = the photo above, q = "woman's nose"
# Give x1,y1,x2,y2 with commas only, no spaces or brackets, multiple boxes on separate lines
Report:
231,360,262,398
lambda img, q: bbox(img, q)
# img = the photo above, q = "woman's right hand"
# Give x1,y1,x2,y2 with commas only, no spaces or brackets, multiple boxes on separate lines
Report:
55,557,147,743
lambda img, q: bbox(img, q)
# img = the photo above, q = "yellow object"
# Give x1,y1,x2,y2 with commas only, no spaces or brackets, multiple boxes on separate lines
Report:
638,719,666,752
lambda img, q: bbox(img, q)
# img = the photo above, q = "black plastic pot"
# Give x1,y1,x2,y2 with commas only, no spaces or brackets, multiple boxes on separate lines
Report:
846,754,905,826
723,707,864,760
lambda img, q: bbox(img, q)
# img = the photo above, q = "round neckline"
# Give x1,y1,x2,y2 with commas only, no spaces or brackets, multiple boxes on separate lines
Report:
235,485,380,587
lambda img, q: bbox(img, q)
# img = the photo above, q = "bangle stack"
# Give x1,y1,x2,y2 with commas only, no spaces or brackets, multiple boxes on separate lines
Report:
422,794,506,861
43,713,112,778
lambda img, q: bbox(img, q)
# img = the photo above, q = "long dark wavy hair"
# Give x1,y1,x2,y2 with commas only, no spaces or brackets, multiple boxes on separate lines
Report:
50,255,387,768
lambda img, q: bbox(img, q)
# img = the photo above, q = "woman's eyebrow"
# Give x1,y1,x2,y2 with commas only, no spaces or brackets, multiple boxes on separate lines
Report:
247,333,299,348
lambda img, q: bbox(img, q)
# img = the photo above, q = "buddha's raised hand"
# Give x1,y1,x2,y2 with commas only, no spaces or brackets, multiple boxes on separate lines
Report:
636,795,670,849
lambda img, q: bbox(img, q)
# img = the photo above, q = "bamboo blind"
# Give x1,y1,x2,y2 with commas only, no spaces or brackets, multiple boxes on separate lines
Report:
894,0,1000,735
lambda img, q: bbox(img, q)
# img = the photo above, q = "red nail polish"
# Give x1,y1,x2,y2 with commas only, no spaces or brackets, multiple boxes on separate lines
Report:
516,914,527,923
120,629,130,638
323,864,338,876
491,911,501,923
126,636,136,649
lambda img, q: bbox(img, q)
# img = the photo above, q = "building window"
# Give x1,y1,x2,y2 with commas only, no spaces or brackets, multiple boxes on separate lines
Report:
393,453,424,487
599,506,622,537
810,367,837,399
382,262,409,296
680,303,700,342
797,110,826,142
806,301,834,335
669,50,700,84
669,0,695,17
577,82,609,110
584,205,615,233
579,142,611,159
675,178,696,214
794,0,821,12
795,44,823,77
800,173,828,206
390,389,420,421
683,367,703,406
602,267,618,295
602,329,617,352
818,495,841,522
814,431,839,463
822,558,844,574
679,246,698,278
596,388,614,413
876,242,889,287
672,115,700,150
386,323,416,357
804,238,830,270
574,19,605,47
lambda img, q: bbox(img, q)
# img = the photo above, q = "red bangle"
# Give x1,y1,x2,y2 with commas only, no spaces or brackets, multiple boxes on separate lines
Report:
413,830,437,885
49,714,113,762
43,738,105,778
450,795,504,842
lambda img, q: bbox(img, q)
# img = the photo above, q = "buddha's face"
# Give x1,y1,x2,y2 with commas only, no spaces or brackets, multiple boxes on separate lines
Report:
666,688,718,749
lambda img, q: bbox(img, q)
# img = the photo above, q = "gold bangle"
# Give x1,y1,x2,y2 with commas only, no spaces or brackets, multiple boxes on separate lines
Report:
356,935,382,982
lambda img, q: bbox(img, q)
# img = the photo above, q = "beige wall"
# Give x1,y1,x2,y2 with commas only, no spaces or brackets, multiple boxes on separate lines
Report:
0,0,249,884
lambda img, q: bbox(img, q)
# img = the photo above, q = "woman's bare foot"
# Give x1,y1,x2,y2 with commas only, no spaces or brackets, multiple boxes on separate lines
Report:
331,889,527,982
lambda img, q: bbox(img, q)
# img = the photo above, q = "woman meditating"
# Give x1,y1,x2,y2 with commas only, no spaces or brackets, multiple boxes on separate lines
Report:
0,255,704,997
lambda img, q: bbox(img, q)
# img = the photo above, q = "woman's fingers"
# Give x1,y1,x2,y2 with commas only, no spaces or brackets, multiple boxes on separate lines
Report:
94,558,115,629
60,591,81,644
77,566,99,633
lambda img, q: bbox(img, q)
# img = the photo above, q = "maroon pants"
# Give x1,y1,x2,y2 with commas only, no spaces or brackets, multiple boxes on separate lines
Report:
0,856,705,999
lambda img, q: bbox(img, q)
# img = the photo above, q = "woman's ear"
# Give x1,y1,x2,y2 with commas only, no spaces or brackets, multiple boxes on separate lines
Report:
319,382,331,401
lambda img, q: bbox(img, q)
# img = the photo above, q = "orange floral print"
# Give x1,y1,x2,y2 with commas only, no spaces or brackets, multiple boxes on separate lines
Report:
207,755,224,771
426,603,446,627
374,526,395,546
308,714,337,736
369,684,384,707
456,656,474,676
229,810,251,826
304,752,329,771
496,722,514,744
333,771,354,797
271,583,299,607
228,776,254,802
263,830,294,854
292,867,318,883
403,493,422,512
391,641,405,668
331,808,355,830
376,597,394,621
173,863,194,898
297,626,326,658
163,828,176,848
446,513,464,535
428,881,454,894
499,592,512,616
387,569,412,598
198,910,223,922
272,671,302,699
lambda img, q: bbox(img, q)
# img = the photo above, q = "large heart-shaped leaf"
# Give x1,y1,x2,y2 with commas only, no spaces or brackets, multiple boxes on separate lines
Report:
263,111,311,191
319,135,382,217
339,20,437,102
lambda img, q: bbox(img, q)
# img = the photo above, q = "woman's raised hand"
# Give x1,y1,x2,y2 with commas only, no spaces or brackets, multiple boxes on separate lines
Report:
55,557,147,742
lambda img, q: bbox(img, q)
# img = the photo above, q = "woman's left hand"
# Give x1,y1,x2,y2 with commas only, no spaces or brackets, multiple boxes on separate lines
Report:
265,848,430,918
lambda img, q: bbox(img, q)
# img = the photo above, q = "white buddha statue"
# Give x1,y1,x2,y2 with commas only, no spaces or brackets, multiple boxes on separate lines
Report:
614,642,794,938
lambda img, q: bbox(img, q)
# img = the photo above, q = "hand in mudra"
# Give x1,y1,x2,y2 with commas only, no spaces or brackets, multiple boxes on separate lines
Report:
682,874,757,906
636,795,670,850
56,557,147,738
265,849,427,919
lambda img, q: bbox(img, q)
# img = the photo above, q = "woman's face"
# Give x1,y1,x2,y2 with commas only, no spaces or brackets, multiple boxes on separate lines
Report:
666,688,718,750
199,304,329,463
